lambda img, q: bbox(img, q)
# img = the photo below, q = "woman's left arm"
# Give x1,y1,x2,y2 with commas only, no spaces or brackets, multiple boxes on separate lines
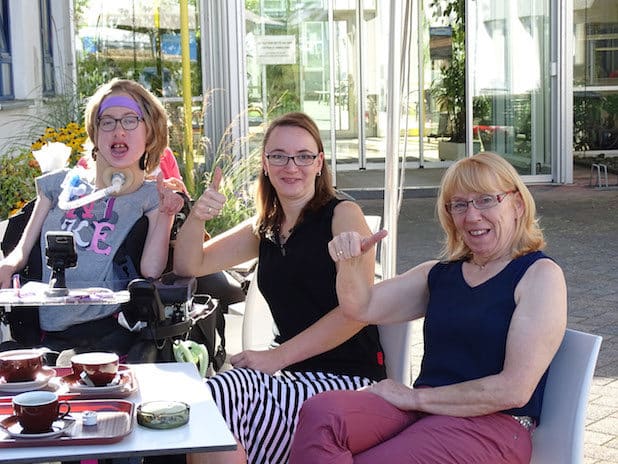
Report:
367,258,567,416
231,201,376,374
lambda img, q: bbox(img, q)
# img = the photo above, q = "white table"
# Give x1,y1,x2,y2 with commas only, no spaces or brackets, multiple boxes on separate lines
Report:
0,362,237,463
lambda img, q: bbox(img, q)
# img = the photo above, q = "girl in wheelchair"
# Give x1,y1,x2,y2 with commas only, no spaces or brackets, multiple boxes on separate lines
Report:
0,79,183,359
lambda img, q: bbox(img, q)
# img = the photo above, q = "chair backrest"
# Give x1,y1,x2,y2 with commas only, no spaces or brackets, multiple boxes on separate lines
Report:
241,271,274,351
530,328,602,464
0,218,8,259
363,215,412,385
242,215,412,385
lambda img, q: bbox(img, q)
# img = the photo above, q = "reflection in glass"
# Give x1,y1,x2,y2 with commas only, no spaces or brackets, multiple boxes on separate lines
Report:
470,0,551,176
573,0,618,154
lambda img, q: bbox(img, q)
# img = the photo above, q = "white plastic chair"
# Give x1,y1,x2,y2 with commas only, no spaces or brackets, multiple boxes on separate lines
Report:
530,328,603,464
364,215,412,385
241,270,274,351
242,215,412,385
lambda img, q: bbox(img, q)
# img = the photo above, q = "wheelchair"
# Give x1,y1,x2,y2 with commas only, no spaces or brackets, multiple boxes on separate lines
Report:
0,199,243,372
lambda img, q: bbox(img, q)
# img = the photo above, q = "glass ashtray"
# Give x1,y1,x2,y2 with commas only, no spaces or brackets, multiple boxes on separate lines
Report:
136,401,190,429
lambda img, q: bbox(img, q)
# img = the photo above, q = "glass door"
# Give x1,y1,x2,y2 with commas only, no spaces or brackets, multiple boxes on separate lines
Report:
468,0,553,177
244,1,385,176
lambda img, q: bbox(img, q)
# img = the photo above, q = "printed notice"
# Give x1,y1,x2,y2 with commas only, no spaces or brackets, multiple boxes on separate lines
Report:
256,35,296,65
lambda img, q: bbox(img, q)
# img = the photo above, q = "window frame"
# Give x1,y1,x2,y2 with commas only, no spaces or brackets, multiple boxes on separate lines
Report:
40,0,54,96
0,0,14,100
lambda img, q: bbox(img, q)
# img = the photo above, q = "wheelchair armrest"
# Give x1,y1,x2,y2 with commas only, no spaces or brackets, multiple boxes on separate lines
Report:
126,278,166,325
155,272,197,305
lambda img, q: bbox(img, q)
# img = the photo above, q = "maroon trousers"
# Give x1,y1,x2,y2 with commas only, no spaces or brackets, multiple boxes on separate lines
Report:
289,390,533,464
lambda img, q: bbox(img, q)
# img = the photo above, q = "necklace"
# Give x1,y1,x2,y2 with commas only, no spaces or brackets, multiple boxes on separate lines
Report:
276,226,294,257
470,254,510,271
278,226,294,244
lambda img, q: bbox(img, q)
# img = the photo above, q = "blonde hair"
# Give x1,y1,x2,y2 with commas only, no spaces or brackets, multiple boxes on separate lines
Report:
84,78,169,173
436,152,545,260
255,112,336,237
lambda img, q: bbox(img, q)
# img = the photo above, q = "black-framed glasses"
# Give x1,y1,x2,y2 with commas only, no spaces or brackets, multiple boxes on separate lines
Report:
97,115,143,132
446,191,516,215
265,152,318,166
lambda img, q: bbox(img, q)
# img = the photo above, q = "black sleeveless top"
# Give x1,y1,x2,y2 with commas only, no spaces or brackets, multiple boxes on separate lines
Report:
258,198,386,381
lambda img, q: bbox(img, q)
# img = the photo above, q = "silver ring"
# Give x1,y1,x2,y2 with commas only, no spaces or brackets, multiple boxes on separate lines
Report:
207,207,212,214
337,250,344,256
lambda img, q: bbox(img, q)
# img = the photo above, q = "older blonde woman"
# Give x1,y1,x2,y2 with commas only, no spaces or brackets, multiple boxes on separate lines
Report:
289,152,567,464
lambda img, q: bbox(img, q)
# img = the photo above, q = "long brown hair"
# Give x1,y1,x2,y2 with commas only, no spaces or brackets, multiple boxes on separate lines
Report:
436,152,545,261
84,78,169,173
255,112,336,237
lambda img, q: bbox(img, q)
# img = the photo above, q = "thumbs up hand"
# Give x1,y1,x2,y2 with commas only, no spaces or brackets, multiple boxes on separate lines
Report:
328,229,388,262
191,166,226,221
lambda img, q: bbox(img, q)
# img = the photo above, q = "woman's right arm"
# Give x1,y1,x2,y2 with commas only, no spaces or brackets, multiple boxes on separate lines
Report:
329,230,436,324
173,168,259,277
0,195,52,288
174,216,259,277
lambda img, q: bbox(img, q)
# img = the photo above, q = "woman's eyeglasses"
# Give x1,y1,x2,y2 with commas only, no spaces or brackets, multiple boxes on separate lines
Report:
265,152,318,166
97,115,143,132
446,191,516,215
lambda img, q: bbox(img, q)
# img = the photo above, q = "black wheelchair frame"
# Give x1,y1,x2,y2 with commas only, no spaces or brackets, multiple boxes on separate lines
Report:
0,199,241,371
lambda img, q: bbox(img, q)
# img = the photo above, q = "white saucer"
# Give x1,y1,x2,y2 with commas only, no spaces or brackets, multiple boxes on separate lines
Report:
0,416,75,439
67,380,125,395
64,368,132,395
0,367,56,393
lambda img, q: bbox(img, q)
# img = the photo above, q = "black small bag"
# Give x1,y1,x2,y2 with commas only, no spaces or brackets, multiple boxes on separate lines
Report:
187,294,227,371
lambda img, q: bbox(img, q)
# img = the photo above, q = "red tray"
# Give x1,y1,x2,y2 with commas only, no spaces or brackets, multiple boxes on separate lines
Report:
0,399,134,447
0,365,138,401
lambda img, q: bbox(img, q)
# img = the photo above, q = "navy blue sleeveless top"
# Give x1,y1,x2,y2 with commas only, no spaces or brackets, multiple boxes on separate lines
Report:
414,250,551,421
258,198,386,381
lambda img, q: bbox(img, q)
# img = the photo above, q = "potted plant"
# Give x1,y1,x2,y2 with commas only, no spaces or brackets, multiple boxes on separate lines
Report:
430,0,466,160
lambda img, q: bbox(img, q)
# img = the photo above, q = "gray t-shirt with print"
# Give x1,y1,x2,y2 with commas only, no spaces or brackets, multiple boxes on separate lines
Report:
36,169,159,331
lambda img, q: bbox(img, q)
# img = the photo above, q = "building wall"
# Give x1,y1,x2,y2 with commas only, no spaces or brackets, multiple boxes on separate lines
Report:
0,0,73,155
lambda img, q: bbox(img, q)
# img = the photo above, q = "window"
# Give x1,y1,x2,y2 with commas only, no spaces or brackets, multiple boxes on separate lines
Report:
0,0,13,100
40,0,54,95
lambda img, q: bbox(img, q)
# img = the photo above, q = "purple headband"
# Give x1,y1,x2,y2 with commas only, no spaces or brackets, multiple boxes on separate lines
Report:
98,95,143,117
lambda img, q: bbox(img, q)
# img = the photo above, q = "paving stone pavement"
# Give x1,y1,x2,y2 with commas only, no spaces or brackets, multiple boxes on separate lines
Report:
352,167,618,464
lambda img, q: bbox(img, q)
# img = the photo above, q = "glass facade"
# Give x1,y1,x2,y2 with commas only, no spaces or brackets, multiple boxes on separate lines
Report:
573,0,618,154
469,0,552,177
241,0,559,182
74,0,203,165
244,0,387,172
69,0,618,185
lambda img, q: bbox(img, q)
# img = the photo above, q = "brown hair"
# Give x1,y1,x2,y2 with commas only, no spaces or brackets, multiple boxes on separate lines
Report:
255,112,336,237
84,78,169,173
436,152,545,260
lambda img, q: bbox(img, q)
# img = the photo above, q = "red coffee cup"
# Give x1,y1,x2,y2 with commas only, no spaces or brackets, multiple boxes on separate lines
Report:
12,391,71,434
70,352,119,387
0,349,44,382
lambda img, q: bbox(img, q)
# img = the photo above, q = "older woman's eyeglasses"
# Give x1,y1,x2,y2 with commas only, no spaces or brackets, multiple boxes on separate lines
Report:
266,152,318,166
97,115,143,132
446,191,516,215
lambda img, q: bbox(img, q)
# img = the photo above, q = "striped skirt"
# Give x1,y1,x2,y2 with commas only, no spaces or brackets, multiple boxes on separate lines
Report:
206,368,375,464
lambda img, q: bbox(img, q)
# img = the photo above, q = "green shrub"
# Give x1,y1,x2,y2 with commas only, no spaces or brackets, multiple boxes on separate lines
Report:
0,149,41,219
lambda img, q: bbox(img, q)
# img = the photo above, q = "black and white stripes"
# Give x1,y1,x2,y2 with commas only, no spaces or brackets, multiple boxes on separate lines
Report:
207,368,374,464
